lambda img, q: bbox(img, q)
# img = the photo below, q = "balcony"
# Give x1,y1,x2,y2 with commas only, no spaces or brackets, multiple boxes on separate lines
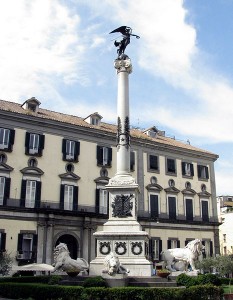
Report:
1,198,107,217
16,250,36,261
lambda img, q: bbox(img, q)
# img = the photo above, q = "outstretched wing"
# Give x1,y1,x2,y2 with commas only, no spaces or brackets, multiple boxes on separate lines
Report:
109,26,128,35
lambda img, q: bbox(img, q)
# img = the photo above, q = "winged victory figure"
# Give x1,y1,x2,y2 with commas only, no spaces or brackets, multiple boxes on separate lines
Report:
109,26,140,59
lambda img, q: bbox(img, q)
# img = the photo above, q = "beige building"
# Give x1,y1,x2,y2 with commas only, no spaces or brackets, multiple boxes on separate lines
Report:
217,196,233,255
0,97,219,267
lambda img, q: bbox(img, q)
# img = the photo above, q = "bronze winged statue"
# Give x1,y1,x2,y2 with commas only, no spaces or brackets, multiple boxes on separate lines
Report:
109,26,140,59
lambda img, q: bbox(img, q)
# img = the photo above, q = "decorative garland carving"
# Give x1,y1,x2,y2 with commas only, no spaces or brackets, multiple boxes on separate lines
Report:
124,116,130,149
115,242,127,255
99,241,111,255
131,242,143,255
112,194,133,218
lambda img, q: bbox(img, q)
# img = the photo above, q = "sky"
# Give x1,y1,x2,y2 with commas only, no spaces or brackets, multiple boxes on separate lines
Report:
0,0,233,196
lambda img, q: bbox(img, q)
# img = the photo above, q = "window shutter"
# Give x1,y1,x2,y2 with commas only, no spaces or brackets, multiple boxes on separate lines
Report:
73,186,78,211
95,188,100,213
8,129,15,151
35,181,41,208
186,199,193,221
74,141,80,162
210,241,213,257
17,233,23,252
168,197,176,220
20,180,26,207
190,164,194,176
0,232,6,251
62,139,66,160
60,184,65,210
149,239,153,260
205,167,209,179
38,135,45,156
97,146,103,165
167,159,175,173
150,155,158,170
25,132,30,154
3,177,10,206
107,147,112,166
167,240,171,249
202,241,206,258
130,151,135,171
197,165,201,178
181,162,186,175
159,239,162,260
150,195,159,219
177,240,180,248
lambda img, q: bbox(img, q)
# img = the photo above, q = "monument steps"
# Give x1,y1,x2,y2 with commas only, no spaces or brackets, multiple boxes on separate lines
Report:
59,275,178,288
127,276,178,288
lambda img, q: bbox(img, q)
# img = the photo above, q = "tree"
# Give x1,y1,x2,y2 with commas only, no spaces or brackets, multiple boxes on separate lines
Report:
0,251,12,276
196,255,233,277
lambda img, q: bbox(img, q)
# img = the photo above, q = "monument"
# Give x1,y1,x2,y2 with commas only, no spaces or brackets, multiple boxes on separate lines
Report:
89,26,153,277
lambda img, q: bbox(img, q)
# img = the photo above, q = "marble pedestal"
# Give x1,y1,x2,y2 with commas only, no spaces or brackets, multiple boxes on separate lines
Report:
89,175,153,277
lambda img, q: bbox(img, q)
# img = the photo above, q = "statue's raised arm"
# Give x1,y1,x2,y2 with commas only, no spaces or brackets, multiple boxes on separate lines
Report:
109,26,140,59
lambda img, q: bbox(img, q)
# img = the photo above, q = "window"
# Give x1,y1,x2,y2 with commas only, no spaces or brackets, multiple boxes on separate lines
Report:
0,153,7,163
168,196,176,220
0,176,10,206
150,239,162,261
182,162,194,177
62,139,80,162
167,239,180,249
149,194,159,219
25,132,45,156
60,184,78,211
0,232,6,252
223,234,226,243
91,117,100,126
166,158,176,174
0,177,5,205
20,179,41,208
201,200,209,222
17,233,37,260
96,188,108,214
148,155,158,171
185,198,193,221
202,240,213,257
97,146,112,167
130,151,135,171
25,180,37,208
0,128,15,151
28,158,37,167
197,165,209,180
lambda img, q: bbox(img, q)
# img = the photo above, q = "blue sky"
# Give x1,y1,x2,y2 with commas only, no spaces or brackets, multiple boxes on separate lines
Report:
0,0,232,195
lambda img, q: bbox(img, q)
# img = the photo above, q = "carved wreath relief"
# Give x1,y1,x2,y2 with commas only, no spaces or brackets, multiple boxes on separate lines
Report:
112,194,133,217
131,242,143,255
99,241,111,255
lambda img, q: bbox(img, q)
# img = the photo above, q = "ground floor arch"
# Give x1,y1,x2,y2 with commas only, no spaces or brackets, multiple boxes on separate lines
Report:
55,234,79,259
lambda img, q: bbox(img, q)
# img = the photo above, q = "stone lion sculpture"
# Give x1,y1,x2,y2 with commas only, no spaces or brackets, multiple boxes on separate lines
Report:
52,242,89,274
103,252,129,276
161,239,204,272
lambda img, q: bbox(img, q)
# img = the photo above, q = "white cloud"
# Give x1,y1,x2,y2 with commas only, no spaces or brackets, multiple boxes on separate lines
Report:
0,0,87,103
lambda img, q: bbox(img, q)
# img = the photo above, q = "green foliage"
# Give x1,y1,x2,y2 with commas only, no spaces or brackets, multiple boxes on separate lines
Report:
176,273,197,287
0,283,223,300
48,275,63,285
0,282,83,300
0,251,12,275
176,273,221,287
196,255,233,277
83,276,107,288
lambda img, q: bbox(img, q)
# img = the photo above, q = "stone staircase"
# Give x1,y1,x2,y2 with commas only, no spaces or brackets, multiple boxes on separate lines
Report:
59,275,178,288
127,276,178,288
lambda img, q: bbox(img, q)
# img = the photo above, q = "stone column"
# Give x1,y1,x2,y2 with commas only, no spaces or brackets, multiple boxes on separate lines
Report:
115,58,132,176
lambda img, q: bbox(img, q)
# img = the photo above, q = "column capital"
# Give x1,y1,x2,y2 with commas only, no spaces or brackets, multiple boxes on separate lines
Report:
114,57,132,74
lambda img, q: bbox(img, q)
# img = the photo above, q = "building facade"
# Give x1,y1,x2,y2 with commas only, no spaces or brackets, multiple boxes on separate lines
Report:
0,98,220,267
217,196,233,255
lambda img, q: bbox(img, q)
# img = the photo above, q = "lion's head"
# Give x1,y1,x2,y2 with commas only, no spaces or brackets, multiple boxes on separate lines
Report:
186,239,204,256
104,252,120,275
54,243,69,261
